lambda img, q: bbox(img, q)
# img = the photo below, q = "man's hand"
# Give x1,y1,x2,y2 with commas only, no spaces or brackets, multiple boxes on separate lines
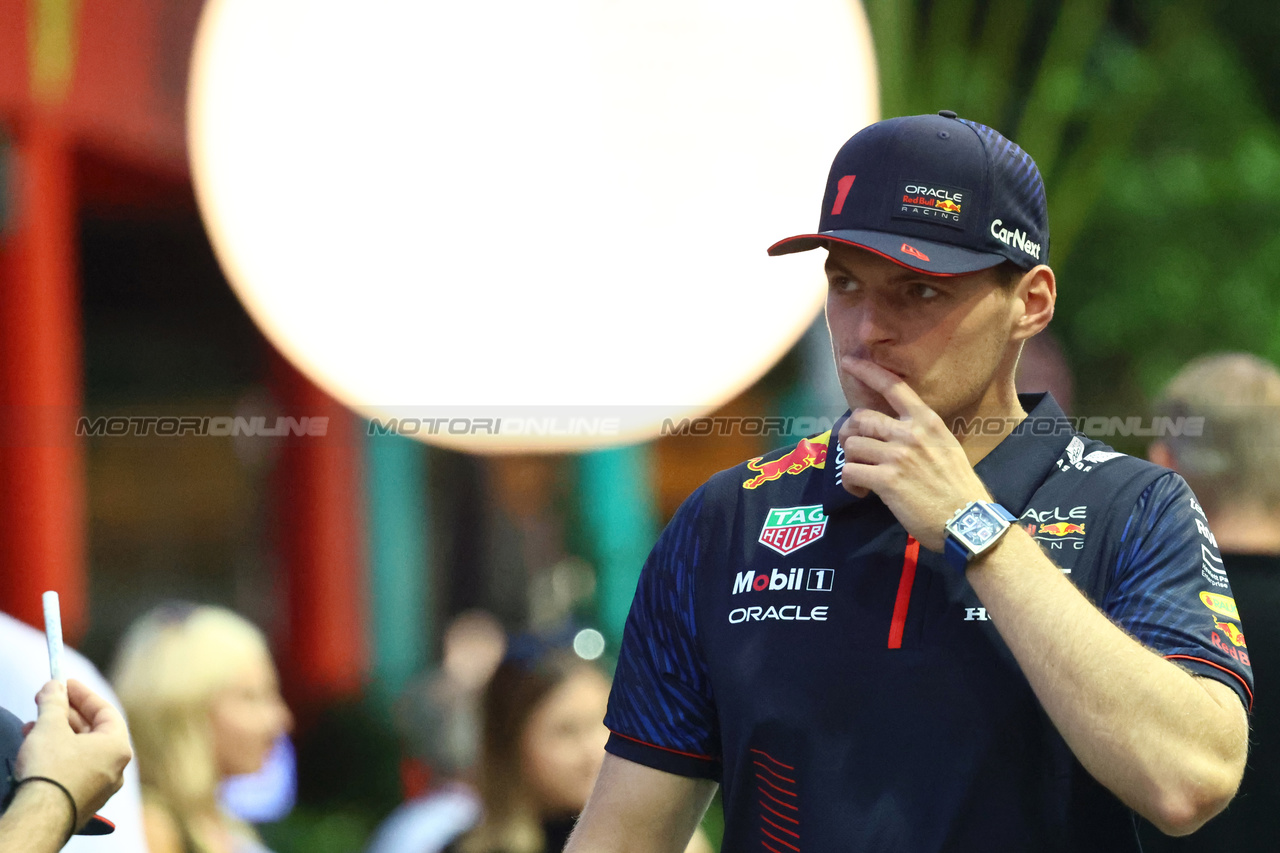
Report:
838,358,991,551
14,679,132,831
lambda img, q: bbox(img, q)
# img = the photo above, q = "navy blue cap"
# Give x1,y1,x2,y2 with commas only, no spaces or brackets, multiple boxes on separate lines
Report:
769,111,1049,274
1,705,116,835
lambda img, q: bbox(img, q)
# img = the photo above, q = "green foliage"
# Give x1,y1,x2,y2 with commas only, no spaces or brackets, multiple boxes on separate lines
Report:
257,697,404,852
701,789,725,850
257,807,377,853
862,0,1280,439
1056,4,1280,416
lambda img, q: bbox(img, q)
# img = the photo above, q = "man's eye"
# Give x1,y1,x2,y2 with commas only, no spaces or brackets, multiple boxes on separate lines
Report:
829,276,858,293
911,283,940,299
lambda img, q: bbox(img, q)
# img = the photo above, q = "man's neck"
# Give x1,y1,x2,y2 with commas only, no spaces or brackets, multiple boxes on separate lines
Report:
949,380,1028,467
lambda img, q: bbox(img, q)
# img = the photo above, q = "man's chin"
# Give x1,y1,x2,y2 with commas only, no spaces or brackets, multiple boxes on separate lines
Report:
843,392,896,417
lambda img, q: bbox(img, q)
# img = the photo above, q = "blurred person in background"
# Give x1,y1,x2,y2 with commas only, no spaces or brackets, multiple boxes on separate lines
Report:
1144,353,1280,851
433,637,711,853
110,604,293,853
451,644,610,853
366,611,507,853
0,610,148,851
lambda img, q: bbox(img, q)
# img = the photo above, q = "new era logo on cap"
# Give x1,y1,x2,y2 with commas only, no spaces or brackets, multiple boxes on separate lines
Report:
900,243,929,262
768,111,1050,275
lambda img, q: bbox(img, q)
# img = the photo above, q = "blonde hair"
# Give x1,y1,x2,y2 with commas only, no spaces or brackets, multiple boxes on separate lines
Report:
111,604,271,821
1154,353,1280,515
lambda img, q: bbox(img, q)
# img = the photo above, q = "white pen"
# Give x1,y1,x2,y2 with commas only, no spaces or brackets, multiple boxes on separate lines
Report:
42,590,65,682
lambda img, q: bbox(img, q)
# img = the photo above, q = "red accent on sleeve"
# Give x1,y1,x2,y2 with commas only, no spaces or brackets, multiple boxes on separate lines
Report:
606,729,716,761
1164,654,1254,710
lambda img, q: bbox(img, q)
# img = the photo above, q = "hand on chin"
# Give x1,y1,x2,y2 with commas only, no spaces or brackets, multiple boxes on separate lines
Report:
846,389,896,420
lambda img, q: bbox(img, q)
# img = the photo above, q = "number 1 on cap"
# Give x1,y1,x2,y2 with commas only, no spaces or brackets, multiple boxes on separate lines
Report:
42,591,64,682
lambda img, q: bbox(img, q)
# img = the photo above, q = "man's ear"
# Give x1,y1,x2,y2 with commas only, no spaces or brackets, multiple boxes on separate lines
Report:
1149,440,1178,472
1011,265,1055,343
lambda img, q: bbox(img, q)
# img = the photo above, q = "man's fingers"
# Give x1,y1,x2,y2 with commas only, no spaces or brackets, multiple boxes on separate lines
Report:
845,408,908,442
33,679,91,733
842,357,930,420
68,680,127,737
67,707,91,734
34,679,69,722
841,460,883,498
842,435,893,466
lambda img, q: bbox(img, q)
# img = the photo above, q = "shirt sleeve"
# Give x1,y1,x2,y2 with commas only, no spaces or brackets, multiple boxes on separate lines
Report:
1103,472,1254,710
604,483,722,780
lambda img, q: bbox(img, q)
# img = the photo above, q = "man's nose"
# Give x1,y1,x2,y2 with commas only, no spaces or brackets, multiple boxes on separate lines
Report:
853,296,896,346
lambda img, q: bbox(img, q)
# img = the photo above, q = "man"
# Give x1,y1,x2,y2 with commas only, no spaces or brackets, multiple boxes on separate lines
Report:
565,112,1251,852
0,679,133,853
0,611,147,852
1142,353,1280,851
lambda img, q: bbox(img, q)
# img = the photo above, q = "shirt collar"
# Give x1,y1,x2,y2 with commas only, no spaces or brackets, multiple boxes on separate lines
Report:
820,393,1072,518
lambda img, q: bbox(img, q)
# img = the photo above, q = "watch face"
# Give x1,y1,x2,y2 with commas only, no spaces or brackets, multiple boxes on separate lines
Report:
956,506,1000,546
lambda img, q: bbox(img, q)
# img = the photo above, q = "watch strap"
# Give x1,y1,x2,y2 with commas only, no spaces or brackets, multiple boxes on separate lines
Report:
944,534,971,572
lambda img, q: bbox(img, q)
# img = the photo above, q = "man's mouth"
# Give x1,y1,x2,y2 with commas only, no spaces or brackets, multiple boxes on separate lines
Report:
844,356,908,381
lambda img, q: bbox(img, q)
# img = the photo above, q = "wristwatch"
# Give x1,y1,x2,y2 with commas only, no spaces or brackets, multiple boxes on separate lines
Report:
944,501,1016,572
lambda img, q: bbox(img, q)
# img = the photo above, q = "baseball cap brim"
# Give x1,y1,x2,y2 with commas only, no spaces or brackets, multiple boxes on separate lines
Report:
767,229,1010,275
79,815,117,835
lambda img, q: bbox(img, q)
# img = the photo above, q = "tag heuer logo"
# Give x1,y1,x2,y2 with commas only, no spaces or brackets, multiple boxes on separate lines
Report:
759,505,827,556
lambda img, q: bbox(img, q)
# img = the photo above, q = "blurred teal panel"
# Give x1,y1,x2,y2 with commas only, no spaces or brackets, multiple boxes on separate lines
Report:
365,431,429,702
579,445,657,647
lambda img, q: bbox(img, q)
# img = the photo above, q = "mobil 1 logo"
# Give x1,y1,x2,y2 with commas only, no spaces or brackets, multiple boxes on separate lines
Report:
732,567,835,595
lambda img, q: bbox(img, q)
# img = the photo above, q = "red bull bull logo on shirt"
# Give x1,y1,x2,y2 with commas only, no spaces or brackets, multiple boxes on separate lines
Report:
1037,522,1086,537
743,433,829,490
1215,620,1247,648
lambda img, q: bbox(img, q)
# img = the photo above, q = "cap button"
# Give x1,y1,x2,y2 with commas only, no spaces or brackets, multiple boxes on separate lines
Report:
938,110,958,119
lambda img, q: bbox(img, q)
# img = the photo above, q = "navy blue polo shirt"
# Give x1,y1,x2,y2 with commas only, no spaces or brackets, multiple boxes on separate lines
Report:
604,393,1253,852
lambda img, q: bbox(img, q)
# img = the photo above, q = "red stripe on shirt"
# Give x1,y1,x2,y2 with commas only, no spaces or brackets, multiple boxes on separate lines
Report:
749,748,795,770
888,536,920,649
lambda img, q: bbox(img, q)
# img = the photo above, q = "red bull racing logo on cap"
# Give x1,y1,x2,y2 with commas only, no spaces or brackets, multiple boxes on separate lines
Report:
743,433,829,490
758,505,828,556
893,181,967,230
